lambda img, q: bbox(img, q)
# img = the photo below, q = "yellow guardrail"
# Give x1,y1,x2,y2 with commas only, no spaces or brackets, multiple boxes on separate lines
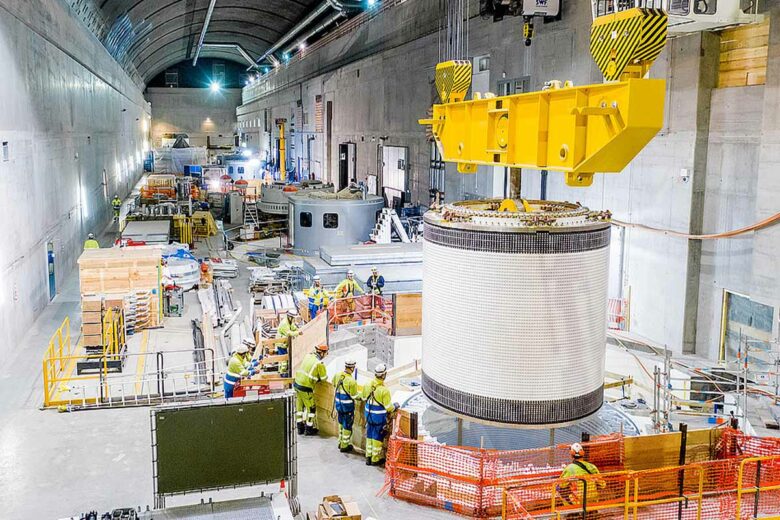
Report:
42,317,100,408
736,455,780,520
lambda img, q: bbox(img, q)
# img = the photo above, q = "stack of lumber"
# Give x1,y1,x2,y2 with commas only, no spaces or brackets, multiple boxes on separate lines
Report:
80,295,127,350
718,19,769,88
78,246,162,330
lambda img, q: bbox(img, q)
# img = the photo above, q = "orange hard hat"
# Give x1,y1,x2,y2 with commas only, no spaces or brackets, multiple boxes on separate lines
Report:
315,344,329,353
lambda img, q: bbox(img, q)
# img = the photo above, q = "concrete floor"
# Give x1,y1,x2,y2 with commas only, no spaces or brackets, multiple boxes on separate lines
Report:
0,219,452,519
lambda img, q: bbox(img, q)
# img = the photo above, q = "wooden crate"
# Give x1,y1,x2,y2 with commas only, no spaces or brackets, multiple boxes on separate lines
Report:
82,323,103,336
82,311,102,324
81,296,103,312
78,246,162,295
718,19,769,88
104,297,125,310
83,334,103,347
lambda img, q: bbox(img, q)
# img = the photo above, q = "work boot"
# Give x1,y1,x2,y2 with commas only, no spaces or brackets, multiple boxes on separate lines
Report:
305,426,319,436
297,422,305,435
365,458,372,466
339,445,353,453
375,458,386,466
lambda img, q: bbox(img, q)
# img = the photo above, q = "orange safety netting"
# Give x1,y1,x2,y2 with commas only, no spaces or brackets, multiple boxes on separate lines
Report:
327,295,393,330
384,426,780,519
503,429,780,520
383,418,625,518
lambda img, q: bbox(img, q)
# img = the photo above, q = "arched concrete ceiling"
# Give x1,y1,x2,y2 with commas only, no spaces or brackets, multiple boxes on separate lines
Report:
96,0,321,83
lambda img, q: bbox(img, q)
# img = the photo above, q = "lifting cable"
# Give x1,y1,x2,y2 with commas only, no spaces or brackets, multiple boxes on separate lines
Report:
611,212,780,240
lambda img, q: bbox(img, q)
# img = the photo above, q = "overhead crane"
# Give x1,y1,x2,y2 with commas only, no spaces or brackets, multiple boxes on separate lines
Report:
419,7,668,187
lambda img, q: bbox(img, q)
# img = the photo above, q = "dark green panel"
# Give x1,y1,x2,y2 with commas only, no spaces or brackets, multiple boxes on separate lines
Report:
155,399,287,495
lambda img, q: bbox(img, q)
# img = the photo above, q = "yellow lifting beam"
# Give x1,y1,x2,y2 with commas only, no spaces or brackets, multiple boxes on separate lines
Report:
420,8,668,188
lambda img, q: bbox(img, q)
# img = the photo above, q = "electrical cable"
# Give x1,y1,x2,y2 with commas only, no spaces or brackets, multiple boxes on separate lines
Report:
611,212,780,240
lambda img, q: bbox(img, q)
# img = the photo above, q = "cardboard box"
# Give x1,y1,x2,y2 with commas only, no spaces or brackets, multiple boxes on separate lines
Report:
81,296,103,312
82,311,102,324
82,323,103,336
317,495,361,520
82,334,103,347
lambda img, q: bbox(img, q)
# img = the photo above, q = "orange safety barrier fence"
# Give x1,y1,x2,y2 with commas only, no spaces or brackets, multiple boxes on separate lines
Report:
503,429,780,519
383,416,625,518
327,295,393,331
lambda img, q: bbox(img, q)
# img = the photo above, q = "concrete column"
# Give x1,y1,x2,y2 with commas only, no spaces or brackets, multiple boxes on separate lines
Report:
751,7,780,317
682,32,720,354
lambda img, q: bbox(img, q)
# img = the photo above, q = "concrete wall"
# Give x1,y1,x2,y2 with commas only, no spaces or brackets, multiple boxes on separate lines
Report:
146,87,241,148
237,0,780,359
0,0,148,354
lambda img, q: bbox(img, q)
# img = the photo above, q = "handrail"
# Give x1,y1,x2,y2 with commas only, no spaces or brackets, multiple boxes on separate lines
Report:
736,455,780,519
327,294,393,329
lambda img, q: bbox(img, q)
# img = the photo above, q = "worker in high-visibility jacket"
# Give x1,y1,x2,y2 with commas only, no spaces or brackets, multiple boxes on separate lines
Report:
335,270,364,323
332,358,360,452
556,443,605,509
83,233,100,249
366,266,385,295
223,342,256,399
294,344,329,435
362,364,398,466
276,311,300,355
111,195,122,222
305,276,329,319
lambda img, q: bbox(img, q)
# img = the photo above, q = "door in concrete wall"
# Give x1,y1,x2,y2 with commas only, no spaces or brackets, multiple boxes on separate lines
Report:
381,145,408,210
46,241,56,301
338,142,356,190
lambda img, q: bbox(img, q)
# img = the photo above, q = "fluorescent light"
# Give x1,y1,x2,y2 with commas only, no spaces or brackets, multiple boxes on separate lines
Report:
209,81,221,92
241,149,252,158
299,42,306,51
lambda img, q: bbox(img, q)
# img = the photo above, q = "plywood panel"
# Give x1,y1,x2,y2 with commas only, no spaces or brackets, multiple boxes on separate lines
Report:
291,311,328,373
624,428,721,471
394,293,422,336
718,20,769,88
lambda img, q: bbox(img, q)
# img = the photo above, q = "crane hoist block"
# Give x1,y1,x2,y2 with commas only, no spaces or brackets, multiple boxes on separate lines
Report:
420,78,665,187
591,7,668,81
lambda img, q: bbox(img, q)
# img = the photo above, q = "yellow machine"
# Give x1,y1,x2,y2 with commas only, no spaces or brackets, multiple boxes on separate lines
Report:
420,7,668,188
276,118,287,182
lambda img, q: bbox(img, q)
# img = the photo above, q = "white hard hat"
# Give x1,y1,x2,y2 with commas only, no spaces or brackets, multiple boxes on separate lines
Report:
242,337,256,347
235,344,249,354
345,358,357,368
374,363,387,378
371,266,378,271
347,269,354,276
88,233,95,239
570,442,584,458
313,275,321,281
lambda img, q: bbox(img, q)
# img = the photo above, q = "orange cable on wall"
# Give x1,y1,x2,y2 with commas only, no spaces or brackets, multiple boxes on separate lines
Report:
611,212,780,239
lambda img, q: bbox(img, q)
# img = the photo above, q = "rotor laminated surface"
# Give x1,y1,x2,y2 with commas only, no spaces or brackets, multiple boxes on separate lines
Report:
421,199,611,426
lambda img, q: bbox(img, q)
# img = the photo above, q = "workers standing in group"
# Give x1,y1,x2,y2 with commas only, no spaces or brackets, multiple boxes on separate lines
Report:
111,194,122,222
223,342,256,399
83,233,100,249
294,344,329,435
556,442,605,512
335,269,364,323
306,275,328,319
362,364,398,466
332,358,360,452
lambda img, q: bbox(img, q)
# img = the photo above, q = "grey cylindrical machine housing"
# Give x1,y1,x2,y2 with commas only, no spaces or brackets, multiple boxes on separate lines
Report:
258,181,333,215
422,200,611,427
289,194,383,255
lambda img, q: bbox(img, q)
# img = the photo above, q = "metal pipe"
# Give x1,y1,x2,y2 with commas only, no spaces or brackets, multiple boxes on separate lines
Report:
200,43,259,69
252,1,336,68
283,10,346,56
193,0,218,66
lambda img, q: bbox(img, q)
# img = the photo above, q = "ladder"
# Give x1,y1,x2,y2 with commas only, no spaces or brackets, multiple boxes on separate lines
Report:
244,203,260,228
